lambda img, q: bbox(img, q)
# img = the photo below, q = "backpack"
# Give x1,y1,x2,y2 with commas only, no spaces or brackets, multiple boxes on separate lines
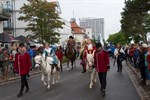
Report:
118,49,126,61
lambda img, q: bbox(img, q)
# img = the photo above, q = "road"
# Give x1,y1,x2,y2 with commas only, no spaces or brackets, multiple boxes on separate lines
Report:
0,58,140,100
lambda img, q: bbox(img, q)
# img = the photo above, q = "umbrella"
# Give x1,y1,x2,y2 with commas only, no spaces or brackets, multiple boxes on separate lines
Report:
0,33,14,43
15,35,29,43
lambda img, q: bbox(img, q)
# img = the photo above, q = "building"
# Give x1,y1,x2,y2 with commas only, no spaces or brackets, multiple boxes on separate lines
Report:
56,18,72,46
85,27,93,39
79,18,104,42
2,0,72,45
71,18,85,43
0,0,12,33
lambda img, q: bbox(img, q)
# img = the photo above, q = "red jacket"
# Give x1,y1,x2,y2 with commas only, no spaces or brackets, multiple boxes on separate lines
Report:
14,52,31,76
83,44,96,60
147,53,150,70
94,50,109,73
56,49,63,61
129,48,135,57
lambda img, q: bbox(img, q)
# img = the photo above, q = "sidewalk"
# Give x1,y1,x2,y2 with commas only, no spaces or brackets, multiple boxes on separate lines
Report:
124,61,150,100
0,62,68,84
0,69,40,84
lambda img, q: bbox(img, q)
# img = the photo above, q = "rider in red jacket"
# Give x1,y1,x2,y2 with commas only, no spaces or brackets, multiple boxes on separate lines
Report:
83,39,96,73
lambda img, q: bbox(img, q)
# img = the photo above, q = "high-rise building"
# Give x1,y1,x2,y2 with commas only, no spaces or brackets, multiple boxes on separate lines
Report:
79,18,104,42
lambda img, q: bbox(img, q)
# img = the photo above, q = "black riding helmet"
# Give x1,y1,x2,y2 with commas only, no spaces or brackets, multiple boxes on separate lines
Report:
69,36,74,39
96,42,102,48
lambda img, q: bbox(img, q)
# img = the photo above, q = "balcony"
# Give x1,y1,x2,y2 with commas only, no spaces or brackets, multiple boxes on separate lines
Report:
2,4,13,12
3,21,13,30
0,6,10,21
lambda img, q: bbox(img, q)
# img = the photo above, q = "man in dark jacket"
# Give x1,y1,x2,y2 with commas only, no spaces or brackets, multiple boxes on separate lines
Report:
138,43,148,85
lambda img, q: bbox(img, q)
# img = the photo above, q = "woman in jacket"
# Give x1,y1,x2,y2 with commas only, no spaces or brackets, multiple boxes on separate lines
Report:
114,43,125,72
138,43,148,85
14,43,31,97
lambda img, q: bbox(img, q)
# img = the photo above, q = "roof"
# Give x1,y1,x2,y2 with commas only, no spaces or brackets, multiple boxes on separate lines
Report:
71,21,84,34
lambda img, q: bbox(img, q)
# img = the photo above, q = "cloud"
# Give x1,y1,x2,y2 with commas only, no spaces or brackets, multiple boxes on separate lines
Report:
49,0,125,39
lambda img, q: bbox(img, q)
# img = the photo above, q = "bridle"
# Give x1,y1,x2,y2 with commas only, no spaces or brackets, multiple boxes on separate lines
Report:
35,57,42,67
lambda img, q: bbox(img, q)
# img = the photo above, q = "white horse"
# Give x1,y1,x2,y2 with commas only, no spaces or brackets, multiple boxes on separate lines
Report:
86,53,97,89
34,55,60,89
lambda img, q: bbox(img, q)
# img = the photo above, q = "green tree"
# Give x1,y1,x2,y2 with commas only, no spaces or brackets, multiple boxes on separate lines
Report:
107,32,127,45
18,0,64,44
121,0,150,43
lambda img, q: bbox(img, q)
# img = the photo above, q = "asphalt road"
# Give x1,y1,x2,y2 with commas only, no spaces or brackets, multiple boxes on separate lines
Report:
0,58,140,100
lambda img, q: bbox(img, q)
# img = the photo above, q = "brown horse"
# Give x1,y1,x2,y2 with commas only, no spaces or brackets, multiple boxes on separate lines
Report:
65,47,76,70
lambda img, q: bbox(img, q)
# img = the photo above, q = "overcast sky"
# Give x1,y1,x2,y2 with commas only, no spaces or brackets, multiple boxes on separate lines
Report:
50,0,125,39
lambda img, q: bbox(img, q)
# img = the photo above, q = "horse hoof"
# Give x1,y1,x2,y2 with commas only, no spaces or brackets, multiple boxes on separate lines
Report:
44,83,47,86
52,82,55,85
89,86,92,89
93,79,96,83
56,81,59,84
47,86,50,89
89,84,93,89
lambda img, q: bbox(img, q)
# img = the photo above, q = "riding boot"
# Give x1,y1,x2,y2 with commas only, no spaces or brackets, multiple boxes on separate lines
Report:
82,67,86,73
51,65,55,75
55,65,60,72
17,91,23,97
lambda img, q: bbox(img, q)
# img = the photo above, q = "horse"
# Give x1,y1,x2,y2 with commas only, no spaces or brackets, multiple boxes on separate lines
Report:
65,47,76,70
86,52,97,89
34,55,60,89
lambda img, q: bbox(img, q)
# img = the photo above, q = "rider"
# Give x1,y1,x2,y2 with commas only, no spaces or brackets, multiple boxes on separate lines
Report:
66,36,76,55
42,43,60,73
83,39,96,73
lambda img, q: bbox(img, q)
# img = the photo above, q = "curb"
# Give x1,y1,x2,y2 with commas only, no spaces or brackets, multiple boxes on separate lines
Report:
0,60,79,84
124,62,150,100
0,71,40,85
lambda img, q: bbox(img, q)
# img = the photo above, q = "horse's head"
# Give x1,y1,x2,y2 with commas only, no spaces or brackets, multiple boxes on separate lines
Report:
65,47,76,59
34,55,42,68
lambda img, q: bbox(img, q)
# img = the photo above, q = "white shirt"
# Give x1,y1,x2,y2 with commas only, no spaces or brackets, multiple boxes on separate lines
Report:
114,48,125,58
42,48,52,57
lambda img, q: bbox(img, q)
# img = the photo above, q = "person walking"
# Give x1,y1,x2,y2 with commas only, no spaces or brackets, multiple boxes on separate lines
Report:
94,42,110,96
56,45,63,72
14,43,31,97
0,48,10,80
138,43,148,85
114,43,125,72
133,44,139,68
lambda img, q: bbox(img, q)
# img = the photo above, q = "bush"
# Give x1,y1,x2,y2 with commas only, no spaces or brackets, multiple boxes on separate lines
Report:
62,56,68,63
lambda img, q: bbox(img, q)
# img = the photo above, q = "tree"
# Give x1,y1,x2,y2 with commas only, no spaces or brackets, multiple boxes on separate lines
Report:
107,32,127,45
18,0,64,44
121,0,150,43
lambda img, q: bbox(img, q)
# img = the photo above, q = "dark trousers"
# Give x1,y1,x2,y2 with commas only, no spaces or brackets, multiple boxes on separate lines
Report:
139,66,146,83
98,72,107,90
133,58,138,68
117,59,122,72
20,74,29,92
